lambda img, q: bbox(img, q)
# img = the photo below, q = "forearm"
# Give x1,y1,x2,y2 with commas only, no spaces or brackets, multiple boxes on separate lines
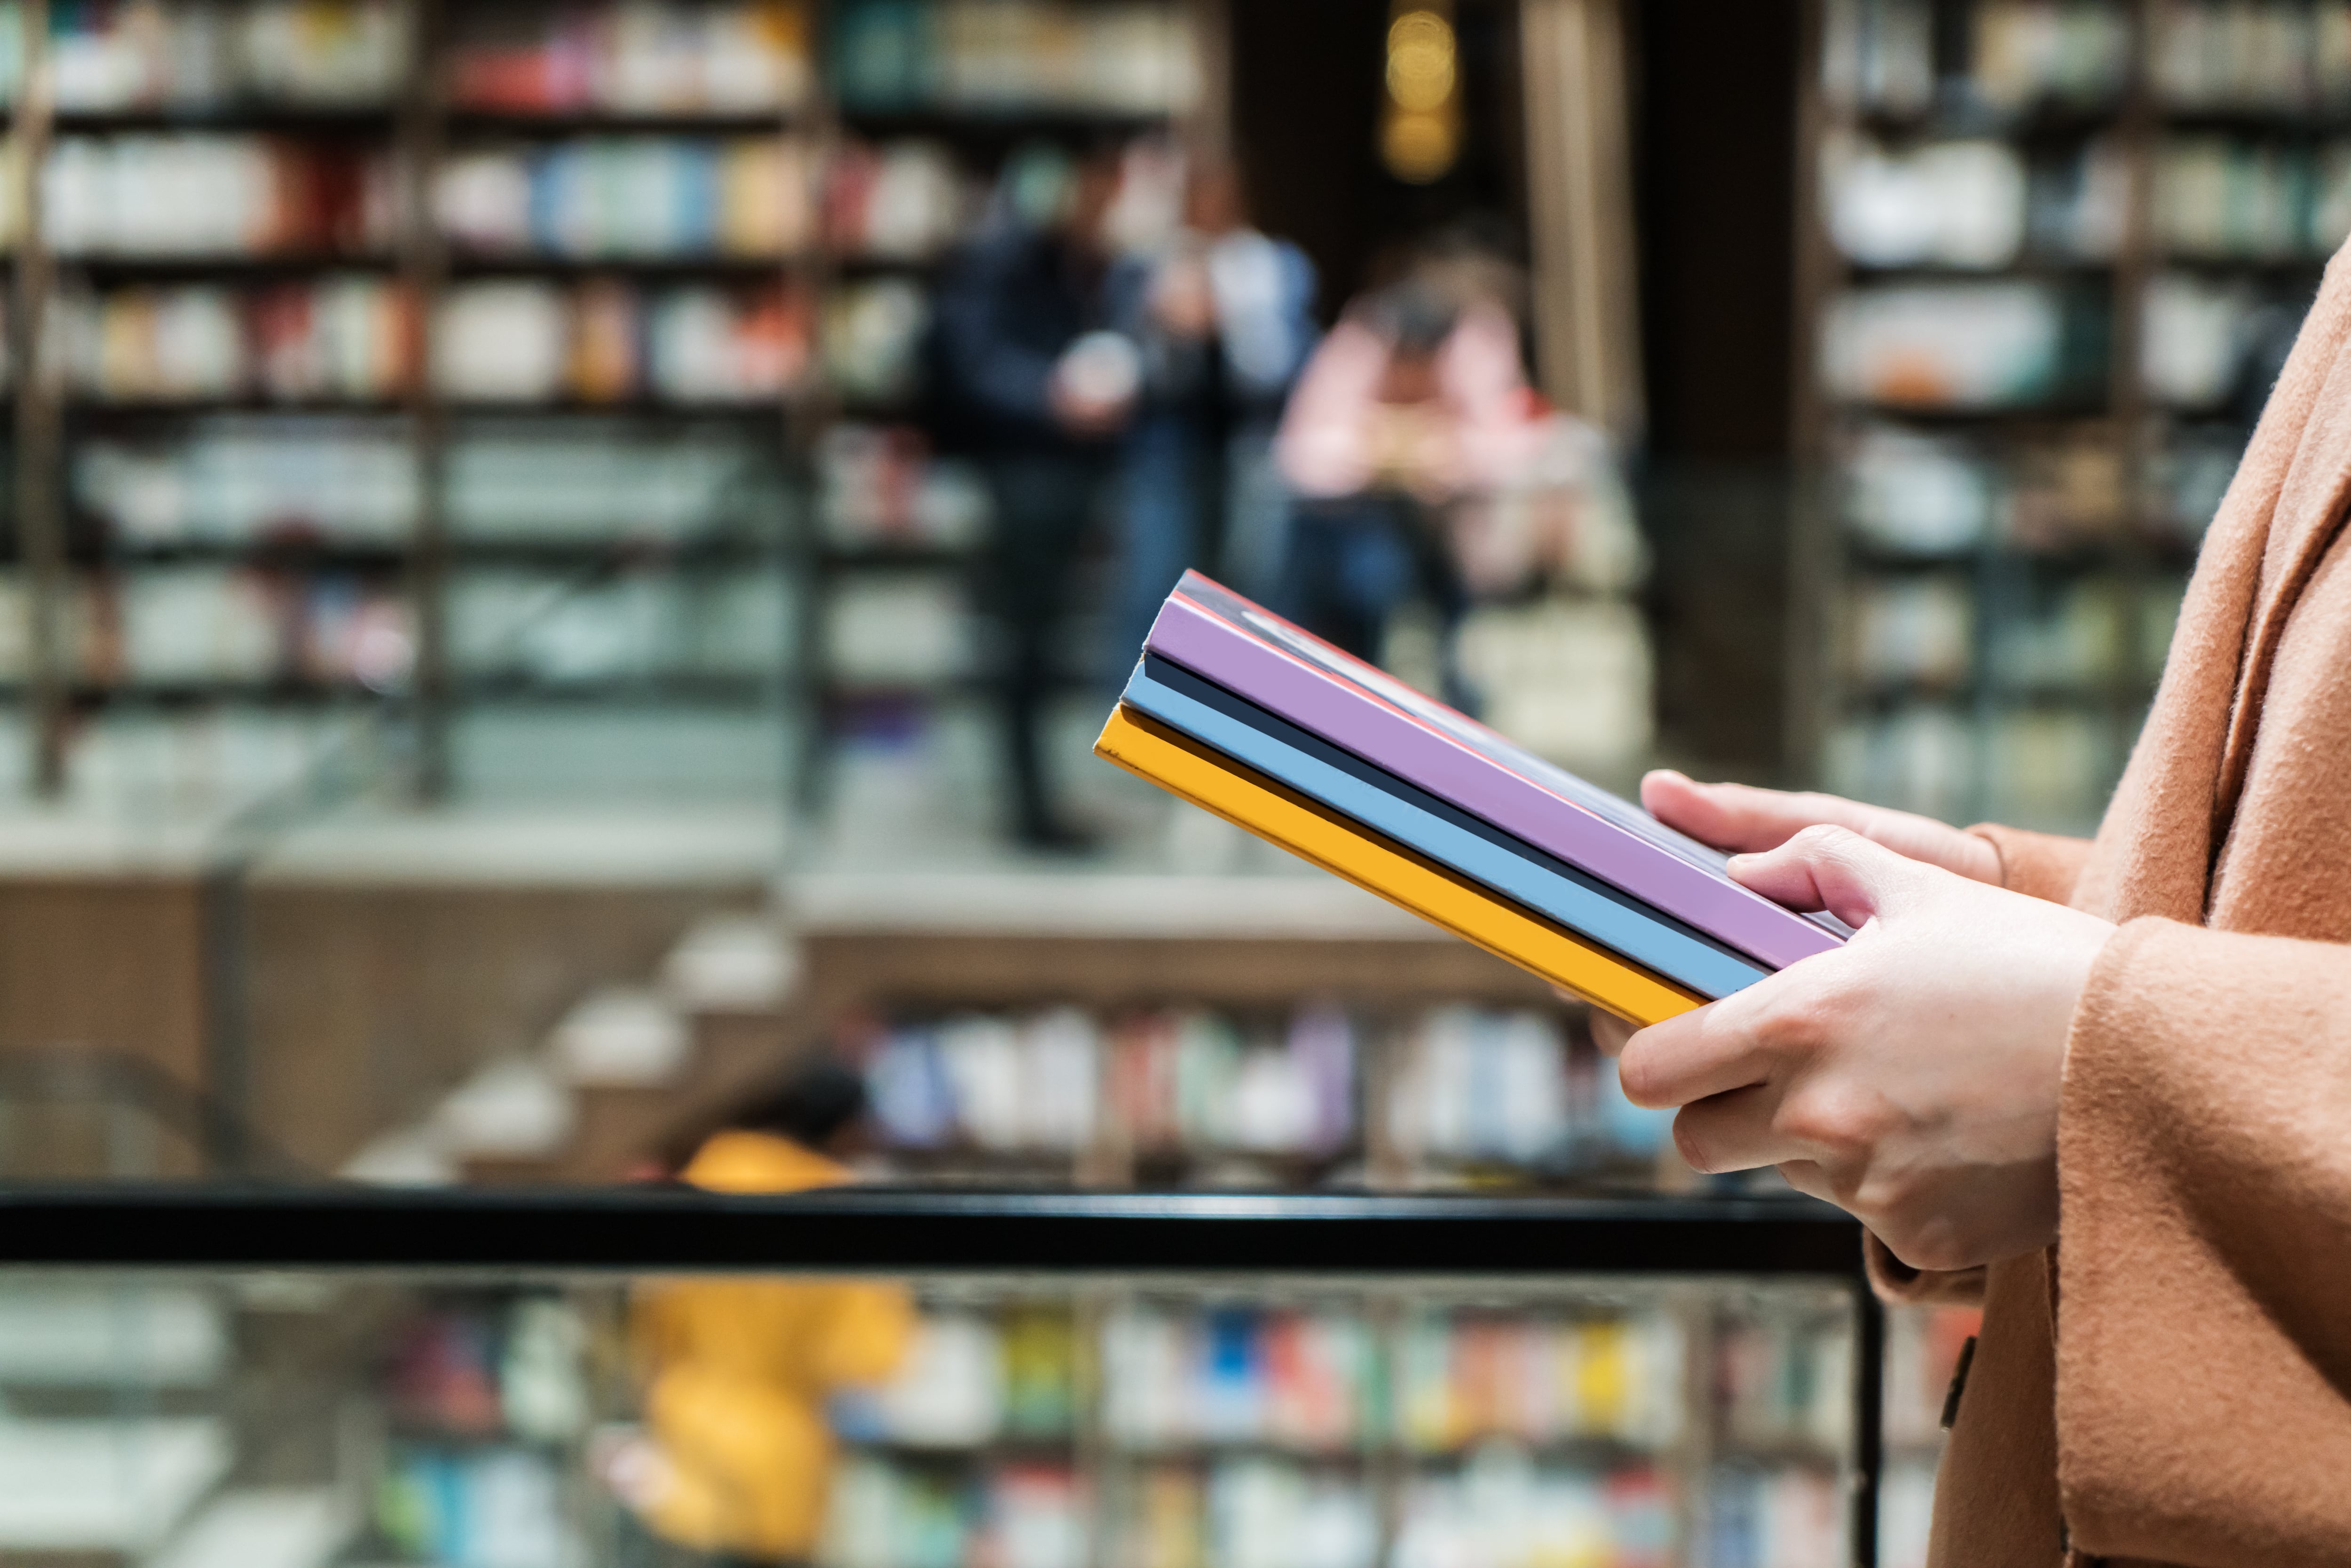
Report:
2059,917,2351,1562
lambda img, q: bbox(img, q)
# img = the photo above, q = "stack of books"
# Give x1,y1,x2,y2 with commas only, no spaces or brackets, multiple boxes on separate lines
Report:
1097,574,1845,1026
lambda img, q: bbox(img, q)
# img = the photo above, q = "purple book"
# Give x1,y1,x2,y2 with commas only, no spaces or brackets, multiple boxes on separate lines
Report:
1145,572,1846,971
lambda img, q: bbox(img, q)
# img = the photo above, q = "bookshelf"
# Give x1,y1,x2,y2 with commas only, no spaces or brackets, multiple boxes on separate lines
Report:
0,0,1221,812
1796,0,2345,834
360,1273,1869,1568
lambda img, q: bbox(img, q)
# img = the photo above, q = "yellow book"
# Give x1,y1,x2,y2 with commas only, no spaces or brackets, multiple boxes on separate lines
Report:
1095,706,1704,1027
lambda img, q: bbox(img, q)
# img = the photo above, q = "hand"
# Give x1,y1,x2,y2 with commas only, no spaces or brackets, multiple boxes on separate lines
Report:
1613,825,2114,1272
1641,768,2003,885
1150,257,1217,339
1587,770,2004,1055
1049,335,1139,438
1049,378,1132,438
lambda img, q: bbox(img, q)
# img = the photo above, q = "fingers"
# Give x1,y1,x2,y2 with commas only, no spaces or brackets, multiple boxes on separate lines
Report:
1615,996,1776,1111
1641,769,2004,884
1670,1085,1796,1174
1641,771,1847,853
1725,824,1928,930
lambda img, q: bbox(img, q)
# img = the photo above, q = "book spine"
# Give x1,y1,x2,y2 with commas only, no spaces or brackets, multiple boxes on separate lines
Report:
1093,706,1704,1028
1121,663,1765,1001
1146,594,1839,972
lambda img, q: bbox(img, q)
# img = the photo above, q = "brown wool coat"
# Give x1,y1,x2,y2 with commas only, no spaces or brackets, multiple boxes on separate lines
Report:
1880,243,2351,1567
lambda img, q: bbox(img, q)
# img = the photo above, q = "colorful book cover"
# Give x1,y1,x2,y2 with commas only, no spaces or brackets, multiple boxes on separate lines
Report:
1121,653,1767,1001
1146,573,1843,972
1093,704,1704,1027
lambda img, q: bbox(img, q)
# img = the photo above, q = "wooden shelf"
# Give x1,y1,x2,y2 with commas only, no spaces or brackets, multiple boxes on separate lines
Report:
52,104,397,132
1851,101,2124,142
65,396,413,417
1828,401,2113,427
58,253,400,277
440,395,799,417
1841,256,2116,282
836,105,1172,139
451,675,786,704
444,252,810,278
443,107,808,136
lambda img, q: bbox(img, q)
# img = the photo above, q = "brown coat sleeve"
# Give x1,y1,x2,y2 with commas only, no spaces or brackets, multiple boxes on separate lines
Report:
1862,823,2097,1305
1968,823,2095,906
2058,916,2351,1565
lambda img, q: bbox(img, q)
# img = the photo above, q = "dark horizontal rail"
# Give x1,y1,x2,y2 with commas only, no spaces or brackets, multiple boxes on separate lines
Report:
0,1185,1865,1277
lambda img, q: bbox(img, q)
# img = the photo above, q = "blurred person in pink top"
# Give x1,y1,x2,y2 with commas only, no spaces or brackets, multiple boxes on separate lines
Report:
1271,235,1549,708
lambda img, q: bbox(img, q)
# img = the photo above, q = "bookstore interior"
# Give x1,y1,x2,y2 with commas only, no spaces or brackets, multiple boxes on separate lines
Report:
0,0,2329,1565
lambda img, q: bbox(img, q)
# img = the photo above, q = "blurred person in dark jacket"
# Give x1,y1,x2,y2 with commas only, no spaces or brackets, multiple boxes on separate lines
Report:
934,143,1133,851
621,1061,914,1568
1105,155,1318,673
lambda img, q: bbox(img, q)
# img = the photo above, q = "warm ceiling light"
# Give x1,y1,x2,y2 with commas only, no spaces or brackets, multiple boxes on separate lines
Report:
1387,10,1458,111
1382,4,1460,184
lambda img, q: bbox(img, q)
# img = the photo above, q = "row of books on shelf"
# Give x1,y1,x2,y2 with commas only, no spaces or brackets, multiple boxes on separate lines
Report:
819,422,993,551
379,1444,581,1568
71,418,783,545
1095,1305,1696,1454
379,1292,1868,1464
6,129,1130,264
385,1299,592,1443
0,563,789,689
856,1004,1675,1174
437,137,816,260
1844,421,2243,556
34,278,832,406
0,0,1198,119
1,0,410,113
1824,133,2123,271
1844,572,2183,692
0,564,412,690
2155,135,2351,260
1829,701,2128,829
462,0,1196,120
440,134,985,264
49,275,416,405
6,0,806,118
446,0,813,118
436,277,811,403
34,134,393,258
828,0,1199,117
2149,0,2351,112
822,1452,1692,1568
1826,0,2351,118
1827,129,2351,269
356,1286,1938,1568
20,274,924,407
1823,271,2310,413
0,697,791,807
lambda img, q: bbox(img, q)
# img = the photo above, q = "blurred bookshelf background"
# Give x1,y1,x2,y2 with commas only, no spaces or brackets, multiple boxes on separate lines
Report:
1800,0,2344,830
0,1267,1975,1568
0,0,2304,1564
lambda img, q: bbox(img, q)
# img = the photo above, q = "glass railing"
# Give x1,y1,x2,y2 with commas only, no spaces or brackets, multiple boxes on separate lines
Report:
0,1186,1885,1568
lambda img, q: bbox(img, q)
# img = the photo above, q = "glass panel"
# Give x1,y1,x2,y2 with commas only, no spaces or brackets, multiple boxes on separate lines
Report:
0,1268,1861,1568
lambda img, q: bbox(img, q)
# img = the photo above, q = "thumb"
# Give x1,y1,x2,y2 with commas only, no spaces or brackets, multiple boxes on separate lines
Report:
1726,823,1925,930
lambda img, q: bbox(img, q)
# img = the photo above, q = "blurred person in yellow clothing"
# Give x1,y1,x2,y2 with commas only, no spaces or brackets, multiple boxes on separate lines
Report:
627,1061,914,1568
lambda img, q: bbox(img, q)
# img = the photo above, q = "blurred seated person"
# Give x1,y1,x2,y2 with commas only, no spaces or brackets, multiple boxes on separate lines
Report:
624,1062,913,1568
1272,245,1547,708
934,142,1133,851
1106,152,1317,668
